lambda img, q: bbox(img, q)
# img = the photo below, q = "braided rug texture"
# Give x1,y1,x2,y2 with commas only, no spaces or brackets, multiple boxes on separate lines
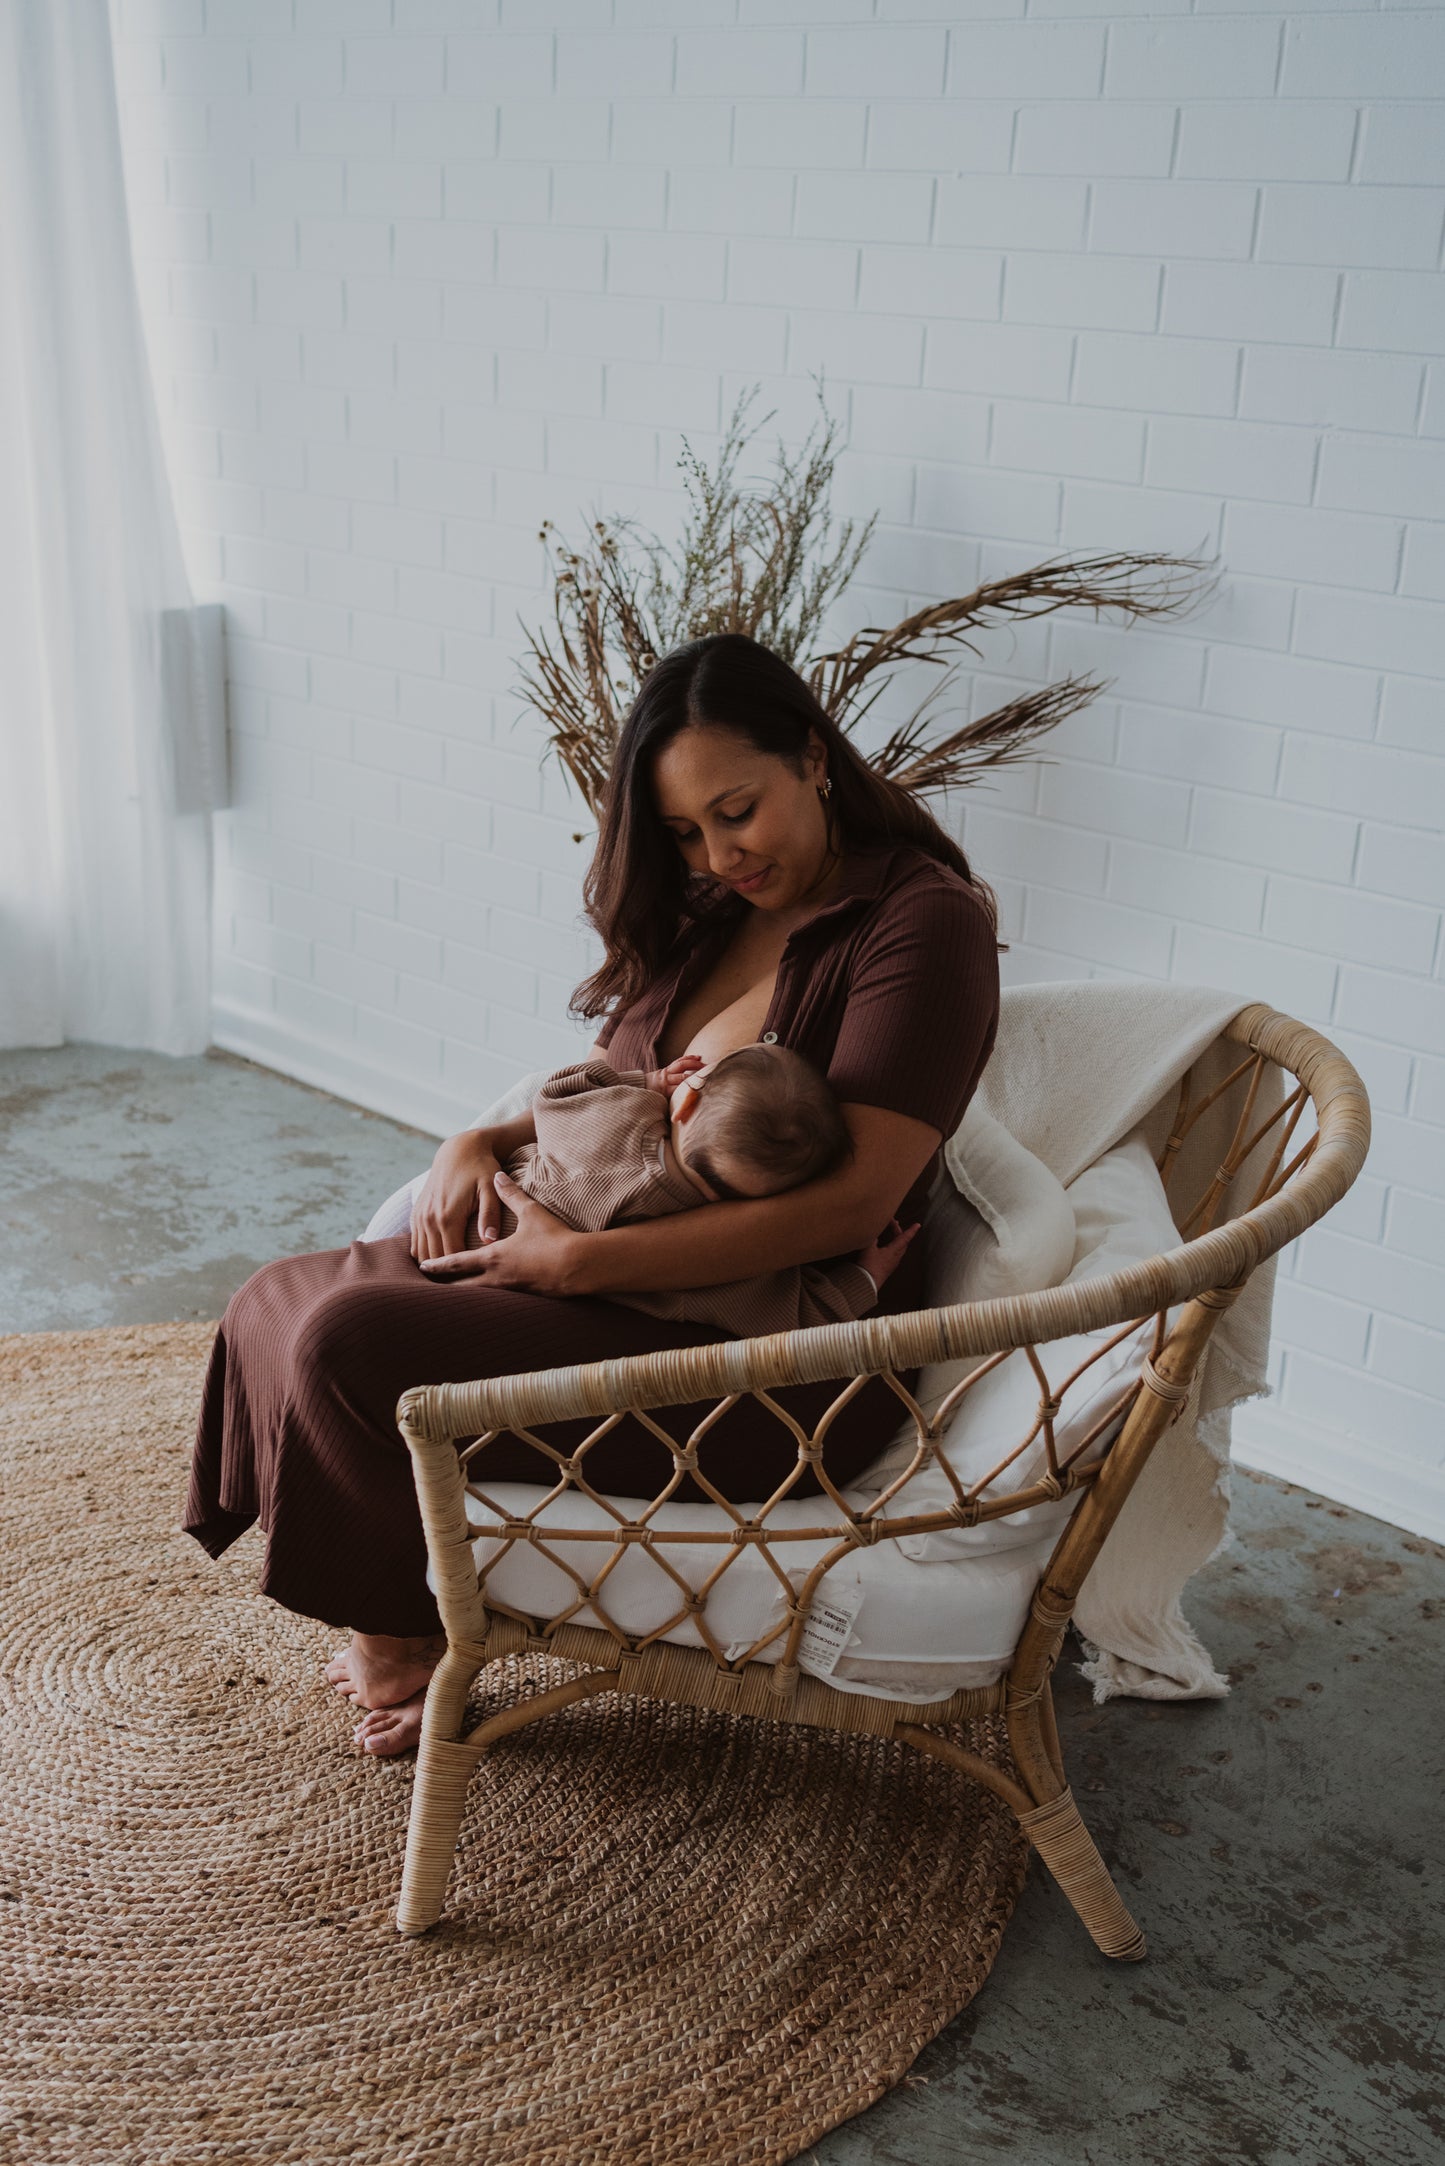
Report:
0,1321,1028,2166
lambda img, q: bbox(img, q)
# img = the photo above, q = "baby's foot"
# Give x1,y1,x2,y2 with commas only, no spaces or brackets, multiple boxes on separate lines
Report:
325,1634,445,1710
354,1692,428,1757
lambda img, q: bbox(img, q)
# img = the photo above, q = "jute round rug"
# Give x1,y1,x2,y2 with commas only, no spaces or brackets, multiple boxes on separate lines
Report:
1,1320,1029,2166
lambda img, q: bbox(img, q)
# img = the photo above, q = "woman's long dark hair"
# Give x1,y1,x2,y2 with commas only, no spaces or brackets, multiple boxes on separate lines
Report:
571,631,999,1022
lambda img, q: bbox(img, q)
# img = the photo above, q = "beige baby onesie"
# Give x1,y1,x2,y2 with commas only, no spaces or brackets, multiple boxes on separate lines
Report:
500,1061,877,1339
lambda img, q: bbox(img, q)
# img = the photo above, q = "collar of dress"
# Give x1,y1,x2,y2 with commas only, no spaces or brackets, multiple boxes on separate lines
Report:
639,841,921,1049
796,839,913,927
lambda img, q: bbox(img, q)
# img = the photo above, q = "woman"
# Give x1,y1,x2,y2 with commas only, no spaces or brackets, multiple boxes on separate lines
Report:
186,633,1001,1757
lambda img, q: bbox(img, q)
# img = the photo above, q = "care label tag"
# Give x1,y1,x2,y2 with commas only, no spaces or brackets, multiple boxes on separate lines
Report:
797,1579,865,1679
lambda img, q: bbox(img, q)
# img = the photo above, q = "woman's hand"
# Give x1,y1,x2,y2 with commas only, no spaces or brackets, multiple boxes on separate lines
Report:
418,1169,583,1293
856,1218,920,1293
409,1129,505,1265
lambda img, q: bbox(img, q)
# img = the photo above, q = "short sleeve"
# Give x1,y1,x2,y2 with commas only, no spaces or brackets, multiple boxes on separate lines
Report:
826,875,1000,1139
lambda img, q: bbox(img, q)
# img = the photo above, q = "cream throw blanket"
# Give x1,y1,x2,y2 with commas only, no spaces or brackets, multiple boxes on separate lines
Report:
362,981,1282,1704
969,980,1283,1702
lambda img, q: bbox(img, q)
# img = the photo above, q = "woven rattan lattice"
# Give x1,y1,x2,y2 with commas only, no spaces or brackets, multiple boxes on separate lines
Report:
392,1004,1370,1957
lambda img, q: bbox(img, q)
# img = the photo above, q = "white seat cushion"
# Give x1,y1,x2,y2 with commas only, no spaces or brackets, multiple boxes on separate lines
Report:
447,1485,1051,1704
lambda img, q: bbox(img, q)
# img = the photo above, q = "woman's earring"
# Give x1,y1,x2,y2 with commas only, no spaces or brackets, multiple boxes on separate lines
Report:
818,774,832,800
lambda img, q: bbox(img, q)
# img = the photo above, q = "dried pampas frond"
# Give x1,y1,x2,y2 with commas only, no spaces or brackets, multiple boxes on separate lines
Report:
870,674,1110,797
808,551,1218,731
513,377,1218,821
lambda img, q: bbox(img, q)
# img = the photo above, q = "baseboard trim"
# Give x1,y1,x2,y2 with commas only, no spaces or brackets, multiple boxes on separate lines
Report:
211,1001,476,1140
1232,1406,1445,1547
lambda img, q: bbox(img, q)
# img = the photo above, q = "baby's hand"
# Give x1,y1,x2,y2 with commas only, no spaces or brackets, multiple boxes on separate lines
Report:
856,1218,920,1292
645,1053,705,1096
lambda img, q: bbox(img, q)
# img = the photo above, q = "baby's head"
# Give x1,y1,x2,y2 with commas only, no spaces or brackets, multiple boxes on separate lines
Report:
669,1043,851,1203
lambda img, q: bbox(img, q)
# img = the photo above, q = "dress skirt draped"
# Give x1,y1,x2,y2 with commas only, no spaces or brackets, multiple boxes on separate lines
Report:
184,1229,929,1637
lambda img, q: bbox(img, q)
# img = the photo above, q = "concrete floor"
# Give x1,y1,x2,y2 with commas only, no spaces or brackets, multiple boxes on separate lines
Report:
0,1043,434,1332
2,1044,1440,2166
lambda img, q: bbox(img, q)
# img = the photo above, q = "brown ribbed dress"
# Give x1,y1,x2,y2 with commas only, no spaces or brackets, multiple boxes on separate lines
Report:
184,843,1000,1635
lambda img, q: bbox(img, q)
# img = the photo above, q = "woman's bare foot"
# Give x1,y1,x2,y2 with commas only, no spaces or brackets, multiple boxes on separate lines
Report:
324,1631,445,1711
353,1692,427,1757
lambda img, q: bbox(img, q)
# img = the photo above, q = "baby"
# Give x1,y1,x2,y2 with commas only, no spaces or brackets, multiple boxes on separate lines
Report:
411,1043,913,1338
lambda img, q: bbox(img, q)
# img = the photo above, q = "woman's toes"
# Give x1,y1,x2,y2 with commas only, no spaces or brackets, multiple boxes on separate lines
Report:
324,1650,355,1691
353,1694,426,1758
355,1710,408,1757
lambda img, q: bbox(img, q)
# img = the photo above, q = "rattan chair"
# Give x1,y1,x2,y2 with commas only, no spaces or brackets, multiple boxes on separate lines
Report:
392,1005,1369,1955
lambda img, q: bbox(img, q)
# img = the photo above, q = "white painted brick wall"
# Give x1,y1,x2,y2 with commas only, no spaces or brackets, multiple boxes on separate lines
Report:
111,2,1445,1540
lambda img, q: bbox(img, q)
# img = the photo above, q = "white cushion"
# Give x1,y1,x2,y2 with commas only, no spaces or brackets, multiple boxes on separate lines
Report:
854,1128,1184,1562
439,1484,1052,1705
361,1172,425,1243
936,1099,1077,1305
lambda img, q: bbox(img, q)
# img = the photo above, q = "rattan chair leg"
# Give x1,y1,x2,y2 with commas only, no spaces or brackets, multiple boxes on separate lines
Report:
1038,1680,1066,1789
395,1644,488,1937
1016,1786,1147,1962
895,1722,1142,1957
396,1731,485,1936
417,1640,484,1747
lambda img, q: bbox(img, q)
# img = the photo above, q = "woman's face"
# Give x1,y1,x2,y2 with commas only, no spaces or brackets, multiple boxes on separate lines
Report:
651,723,833,913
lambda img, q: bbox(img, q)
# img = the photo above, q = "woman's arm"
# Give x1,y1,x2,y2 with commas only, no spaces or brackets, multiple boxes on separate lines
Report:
409,1033,619,1261
421,1100,941,1294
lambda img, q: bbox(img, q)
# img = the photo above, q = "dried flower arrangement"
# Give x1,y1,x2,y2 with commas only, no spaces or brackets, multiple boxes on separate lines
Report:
514,377,1218,823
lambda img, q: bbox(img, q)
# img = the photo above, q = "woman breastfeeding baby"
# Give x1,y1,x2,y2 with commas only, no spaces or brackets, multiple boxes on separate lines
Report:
185,631,1002,1757
392,1041,914,1335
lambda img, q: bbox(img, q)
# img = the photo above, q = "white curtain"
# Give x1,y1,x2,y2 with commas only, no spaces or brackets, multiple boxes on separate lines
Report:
0,0,215,1054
